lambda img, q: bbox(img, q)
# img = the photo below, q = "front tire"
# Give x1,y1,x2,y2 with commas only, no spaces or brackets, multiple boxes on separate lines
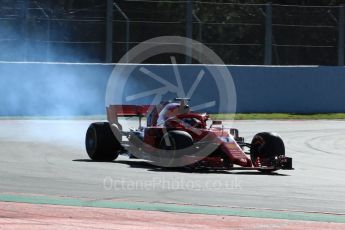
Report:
159,130,193,151
158,130,194,164
85,122,121,161
250,132,285,169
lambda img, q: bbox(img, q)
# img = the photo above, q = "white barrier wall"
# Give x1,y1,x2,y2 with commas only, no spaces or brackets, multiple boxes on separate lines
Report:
230,66,345,113
0,63,344,116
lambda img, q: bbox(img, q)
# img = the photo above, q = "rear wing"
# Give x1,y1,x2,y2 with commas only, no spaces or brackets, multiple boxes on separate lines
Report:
107,105,151,117
107,105,152,127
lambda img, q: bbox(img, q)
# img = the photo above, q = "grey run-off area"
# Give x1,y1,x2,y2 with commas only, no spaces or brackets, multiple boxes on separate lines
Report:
0,119,344,214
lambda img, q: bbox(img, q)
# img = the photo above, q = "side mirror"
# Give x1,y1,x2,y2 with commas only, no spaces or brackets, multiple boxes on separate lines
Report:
230,128,239,139
206,119,212,128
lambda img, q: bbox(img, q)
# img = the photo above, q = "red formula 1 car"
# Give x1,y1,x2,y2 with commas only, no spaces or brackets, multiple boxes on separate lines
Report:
85,99,293,172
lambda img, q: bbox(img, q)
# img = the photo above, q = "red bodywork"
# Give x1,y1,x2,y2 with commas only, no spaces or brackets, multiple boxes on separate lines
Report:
110,105,151,117
107,104,252,168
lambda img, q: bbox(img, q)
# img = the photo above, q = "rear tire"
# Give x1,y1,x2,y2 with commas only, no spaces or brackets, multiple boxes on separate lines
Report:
85,122,121,161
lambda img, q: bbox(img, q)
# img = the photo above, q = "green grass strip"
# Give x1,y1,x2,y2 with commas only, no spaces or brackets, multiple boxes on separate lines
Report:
0,193,344,223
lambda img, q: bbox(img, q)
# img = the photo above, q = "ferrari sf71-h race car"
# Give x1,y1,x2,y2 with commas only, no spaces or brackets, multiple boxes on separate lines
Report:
85,99,293,172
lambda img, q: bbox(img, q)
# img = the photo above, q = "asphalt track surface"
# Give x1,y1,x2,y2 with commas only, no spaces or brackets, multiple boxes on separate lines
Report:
0,119,345,216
